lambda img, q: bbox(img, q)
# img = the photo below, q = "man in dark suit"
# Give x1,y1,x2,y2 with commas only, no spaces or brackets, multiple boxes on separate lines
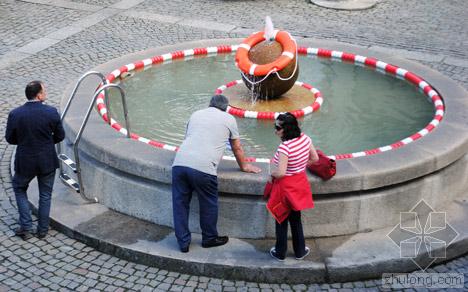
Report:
5,81,65,240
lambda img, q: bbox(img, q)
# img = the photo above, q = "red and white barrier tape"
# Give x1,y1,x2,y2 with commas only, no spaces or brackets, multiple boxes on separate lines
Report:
215,79,323,119
95,45,444,162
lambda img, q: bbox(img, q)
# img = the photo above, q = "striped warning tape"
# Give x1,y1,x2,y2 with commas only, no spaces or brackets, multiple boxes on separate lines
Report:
215,79,323,119
95,45,444,162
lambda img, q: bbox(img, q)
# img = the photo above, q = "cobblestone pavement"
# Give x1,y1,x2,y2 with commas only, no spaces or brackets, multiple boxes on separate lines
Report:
0,0,467,290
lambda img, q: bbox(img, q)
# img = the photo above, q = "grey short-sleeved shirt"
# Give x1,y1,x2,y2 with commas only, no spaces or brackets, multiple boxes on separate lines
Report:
172,107,240,176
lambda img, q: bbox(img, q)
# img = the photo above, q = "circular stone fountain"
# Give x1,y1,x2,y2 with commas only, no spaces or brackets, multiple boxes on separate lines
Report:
60,38,468,242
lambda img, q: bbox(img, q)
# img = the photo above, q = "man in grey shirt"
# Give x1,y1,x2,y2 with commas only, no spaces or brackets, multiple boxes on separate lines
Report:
172,95,261,253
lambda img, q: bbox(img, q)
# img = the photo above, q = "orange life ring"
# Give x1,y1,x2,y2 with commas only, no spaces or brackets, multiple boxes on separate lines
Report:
235,30,296,76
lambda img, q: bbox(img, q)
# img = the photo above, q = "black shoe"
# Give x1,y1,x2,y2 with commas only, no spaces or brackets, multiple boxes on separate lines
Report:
295,246,310,260
202,236,229,248
270,247,285,262
36,231,47,239
180,246,189,253
14,227,33,240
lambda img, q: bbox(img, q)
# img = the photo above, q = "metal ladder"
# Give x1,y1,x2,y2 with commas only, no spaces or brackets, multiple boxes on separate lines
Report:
57,71,131,203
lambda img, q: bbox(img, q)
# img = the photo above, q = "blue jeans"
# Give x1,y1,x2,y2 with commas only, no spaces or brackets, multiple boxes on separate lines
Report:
172,166,219,249
12,171,56,233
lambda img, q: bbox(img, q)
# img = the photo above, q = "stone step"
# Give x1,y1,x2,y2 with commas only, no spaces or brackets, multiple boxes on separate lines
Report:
28,173,468,284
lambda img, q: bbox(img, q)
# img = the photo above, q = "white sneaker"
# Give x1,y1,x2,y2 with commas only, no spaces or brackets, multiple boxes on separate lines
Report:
295,246,310,260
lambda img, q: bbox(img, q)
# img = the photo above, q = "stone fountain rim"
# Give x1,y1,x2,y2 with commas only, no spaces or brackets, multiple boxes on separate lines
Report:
61,38,468,195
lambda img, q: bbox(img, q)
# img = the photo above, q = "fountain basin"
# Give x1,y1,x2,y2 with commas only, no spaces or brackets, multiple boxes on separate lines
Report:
61,38,468,238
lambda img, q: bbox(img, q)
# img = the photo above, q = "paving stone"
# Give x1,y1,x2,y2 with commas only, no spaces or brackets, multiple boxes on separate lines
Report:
121,267,136,275
149,280,161,287
174,278,186,286
293,284,307,290
134,270,147,278
330,283,342,289
146,273,157,280
157,283,171,290
140,286,154,292
112,279,126,287
364,280,376,288
223,280,235,287
105,285,120,291
208,283,223,291
146,267,159,274
170,285,185,292
115,272,129,280
83,278,98,287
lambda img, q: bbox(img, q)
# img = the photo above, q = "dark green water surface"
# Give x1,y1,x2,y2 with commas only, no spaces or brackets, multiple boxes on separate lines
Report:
108,53,434,158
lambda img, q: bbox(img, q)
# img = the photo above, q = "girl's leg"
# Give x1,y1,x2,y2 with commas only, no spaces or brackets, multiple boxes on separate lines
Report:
274,217,289,259
289,210,307,258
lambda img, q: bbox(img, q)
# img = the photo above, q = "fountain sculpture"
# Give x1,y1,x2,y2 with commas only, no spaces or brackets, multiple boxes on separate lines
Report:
235,17,299,100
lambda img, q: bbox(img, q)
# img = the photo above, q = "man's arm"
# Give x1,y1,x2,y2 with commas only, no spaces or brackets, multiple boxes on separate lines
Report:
229,138,261,173
52,110,65,144
5,112,17,145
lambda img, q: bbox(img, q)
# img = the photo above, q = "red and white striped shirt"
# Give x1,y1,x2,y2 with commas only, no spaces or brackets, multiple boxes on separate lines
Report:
273,133,311,176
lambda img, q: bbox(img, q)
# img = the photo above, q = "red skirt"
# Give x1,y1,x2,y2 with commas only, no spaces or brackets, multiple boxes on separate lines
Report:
265,171,314,223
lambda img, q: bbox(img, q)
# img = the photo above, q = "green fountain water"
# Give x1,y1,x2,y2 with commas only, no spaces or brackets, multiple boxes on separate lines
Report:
108,53,434,157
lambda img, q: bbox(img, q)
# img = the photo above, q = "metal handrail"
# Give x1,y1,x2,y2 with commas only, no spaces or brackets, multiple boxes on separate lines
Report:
74,84,131,201
57,70,131,203
60,71,108,121
58,71,108,177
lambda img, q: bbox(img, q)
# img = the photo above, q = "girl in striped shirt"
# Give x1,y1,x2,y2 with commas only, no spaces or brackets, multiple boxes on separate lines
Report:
268,112,319,261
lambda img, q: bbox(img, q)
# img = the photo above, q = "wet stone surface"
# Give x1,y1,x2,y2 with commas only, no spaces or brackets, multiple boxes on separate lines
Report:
75,211,173,245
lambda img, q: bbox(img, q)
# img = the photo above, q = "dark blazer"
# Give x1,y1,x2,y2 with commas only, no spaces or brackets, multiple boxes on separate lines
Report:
5,101,65,177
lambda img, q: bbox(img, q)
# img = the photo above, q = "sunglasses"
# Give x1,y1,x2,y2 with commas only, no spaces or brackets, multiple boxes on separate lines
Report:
274,125,282,131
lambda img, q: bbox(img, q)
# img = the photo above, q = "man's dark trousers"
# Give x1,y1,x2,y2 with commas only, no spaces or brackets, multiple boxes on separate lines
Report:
5,101,64,233
13,171,55,233
172,166,218,249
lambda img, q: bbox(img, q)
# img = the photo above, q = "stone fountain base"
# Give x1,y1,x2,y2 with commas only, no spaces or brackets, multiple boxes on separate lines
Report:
24,171,468,283
58,38,468,239
47,38,468,282
225,82,316,113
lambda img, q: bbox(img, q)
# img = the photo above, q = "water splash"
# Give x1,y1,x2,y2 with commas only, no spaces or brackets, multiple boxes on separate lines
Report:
264,16,275,41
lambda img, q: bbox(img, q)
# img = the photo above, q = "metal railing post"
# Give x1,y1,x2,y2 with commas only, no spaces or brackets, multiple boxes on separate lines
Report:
74,84,131,202
57,71,108,176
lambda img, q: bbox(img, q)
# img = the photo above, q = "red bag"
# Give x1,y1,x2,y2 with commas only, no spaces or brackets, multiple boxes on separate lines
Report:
263,181,273,199
307,150,336,180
